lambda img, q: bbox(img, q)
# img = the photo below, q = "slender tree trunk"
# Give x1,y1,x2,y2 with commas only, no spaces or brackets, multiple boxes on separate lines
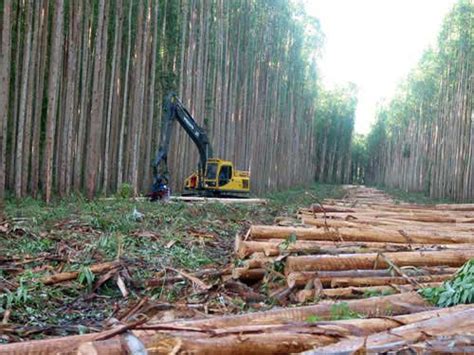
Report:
30,0,49,197
117,1,133,189
86,0,107,199
43,0,64,203
0,0,12,202
103,0,123,195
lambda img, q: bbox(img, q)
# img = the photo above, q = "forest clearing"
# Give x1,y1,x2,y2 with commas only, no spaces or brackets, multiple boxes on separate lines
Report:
1,185,474,353
0,0,473,353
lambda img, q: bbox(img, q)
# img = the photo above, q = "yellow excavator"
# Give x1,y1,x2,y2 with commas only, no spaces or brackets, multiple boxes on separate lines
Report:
149,93,250,200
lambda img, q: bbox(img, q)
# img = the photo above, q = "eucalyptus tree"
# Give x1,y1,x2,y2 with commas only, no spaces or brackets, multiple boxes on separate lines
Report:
0,0,328,200
366,0,473,201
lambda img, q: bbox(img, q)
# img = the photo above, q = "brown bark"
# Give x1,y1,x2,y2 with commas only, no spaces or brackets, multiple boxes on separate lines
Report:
236,238,473,258
249,225,474,244
317,282,442,299
309,307,474,354
0,292,441,355
40,261,120,285
15,0,33,198
116,1,133,189
43,0,65,203
329,274,450,288
29,0,49,197
0,0,12,201
103,0,123,195
174,292,429,329
86,0,107,199
287,270,455,288
60,0,82,196
231,268,266,282
285,249,474,273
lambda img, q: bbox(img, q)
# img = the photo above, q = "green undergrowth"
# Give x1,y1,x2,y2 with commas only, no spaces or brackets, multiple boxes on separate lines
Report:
306,302,364,322
0,183,343,340
420,259,474,307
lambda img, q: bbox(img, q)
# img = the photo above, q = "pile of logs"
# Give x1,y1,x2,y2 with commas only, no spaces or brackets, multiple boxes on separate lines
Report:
2,186,472,354
2,292,472,354
234,186,474,302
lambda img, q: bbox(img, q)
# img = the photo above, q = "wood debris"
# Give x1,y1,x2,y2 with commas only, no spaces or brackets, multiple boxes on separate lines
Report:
1,186,472,354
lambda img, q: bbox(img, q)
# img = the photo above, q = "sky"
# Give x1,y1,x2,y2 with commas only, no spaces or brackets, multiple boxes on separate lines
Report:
304,0,458,134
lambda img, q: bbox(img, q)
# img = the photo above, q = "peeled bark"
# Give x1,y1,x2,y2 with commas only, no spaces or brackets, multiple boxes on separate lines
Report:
249,225,474,244
329,274,451,288
0,293,442,355
319,282,442,299
236,238,472,258
287,269,455,288
173,292,429,329
306,307,474,354
285,249,474,273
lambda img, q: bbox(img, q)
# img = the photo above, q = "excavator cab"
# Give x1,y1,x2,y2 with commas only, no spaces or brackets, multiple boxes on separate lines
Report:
184,159,250,196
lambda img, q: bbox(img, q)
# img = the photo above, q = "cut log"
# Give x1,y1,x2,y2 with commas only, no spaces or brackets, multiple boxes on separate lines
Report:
286,267,456,288
231,268,266,282
302,216,474,229
304,307,474,354
309,205,355,213
319,282,442,299
285,249,474,273
237,238,473,258
85,307,466,354
3,300,467,354
78,331,337,355
435,203,474,211
172,292,429,328
249,225,473,244
329,274,451,288
301,218,392,228
39,261,121,285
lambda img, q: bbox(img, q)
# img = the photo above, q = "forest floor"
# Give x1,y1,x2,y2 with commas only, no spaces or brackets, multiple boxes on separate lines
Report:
0,184,345,343
2,184,472,352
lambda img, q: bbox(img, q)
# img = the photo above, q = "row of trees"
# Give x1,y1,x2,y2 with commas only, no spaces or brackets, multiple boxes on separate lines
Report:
314,84,357,184
0,0,328,201
365,0,473,201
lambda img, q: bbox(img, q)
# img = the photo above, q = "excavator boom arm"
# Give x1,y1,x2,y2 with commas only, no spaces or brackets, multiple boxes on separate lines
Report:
151,93,212,196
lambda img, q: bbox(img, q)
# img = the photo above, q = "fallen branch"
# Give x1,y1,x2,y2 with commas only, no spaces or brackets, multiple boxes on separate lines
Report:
39,261,121,285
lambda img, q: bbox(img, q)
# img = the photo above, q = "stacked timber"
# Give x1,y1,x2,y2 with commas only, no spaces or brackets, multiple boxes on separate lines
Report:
2,186,472,354
1,294,472,354
233,186,474,302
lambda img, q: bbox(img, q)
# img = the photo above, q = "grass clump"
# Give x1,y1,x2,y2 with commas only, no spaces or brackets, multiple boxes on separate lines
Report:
116,183,134,199
329,302,364,320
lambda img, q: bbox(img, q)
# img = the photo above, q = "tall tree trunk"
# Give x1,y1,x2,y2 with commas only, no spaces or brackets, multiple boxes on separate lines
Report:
86,0,107,199
0,0,12,202
103,0,123,195
117,1,133,190
15,1,34,197
43,0,64,203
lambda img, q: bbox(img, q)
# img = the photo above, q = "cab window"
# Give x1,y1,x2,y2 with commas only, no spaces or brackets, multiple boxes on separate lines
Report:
206,163,218,179
218,165,232,186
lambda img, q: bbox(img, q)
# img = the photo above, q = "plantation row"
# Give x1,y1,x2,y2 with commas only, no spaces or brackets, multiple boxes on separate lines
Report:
363,0,473,201
0,0,357,201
